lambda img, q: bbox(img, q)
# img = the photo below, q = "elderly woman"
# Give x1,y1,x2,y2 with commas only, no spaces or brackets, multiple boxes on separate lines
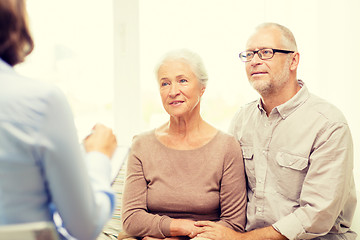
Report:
121,49,247,240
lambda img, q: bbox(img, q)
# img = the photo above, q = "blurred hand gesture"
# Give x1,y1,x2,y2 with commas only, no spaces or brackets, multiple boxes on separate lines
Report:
83,123,117,158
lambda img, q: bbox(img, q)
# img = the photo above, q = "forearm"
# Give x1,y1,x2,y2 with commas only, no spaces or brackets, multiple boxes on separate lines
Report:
122,210,172,238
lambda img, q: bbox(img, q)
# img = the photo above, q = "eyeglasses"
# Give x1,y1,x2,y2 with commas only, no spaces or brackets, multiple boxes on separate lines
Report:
239,48,294,62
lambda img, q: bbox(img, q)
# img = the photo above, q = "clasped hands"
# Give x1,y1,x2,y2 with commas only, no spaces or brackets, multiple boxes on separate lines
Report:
142,220,239,240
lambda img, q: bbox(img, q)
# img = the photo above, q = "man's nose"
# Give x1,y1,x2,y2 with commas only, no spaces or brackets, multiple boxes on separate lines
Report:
250,52,262,66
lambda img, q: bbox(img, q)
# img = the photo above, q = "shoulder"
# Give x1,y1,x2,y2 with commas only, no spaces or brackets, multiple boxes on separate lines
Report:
306,93,348,125
214,131,242,154
234,100,258,117
216,130,238,142
131,129,157,150
1,69,65,104
229,99,258,135
0,70,68,125
214,131,244,171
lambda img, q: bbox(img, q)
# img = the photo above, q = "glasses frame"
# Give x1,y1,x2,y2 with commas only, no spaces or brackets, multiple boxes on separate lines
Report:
239,48,295,62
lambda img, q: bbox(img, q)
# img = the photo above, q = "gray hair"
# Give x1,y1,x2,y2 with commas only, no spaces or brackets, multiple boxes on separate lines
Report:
256,22,298,51
154,48,209,87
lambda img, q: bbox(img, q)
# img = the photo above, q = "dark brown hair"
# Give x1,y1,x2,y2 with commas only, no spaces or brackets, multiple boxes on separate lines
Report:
0,0,34,66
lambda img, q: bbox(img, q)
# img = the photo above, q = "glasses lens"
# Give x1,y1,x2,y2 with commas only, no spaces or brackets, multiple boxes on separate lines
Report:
259,49,274,59
239,51,253,62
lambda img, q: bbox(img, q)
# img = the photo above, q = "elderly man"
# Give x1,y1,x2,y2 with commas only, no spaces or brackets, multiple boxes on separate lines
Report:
195,22,357,240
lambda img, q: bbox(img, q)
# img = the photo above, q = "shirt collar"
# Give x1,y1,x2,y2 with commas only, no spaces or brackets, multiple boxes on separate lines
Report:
256,80,310,119
256,98,266,113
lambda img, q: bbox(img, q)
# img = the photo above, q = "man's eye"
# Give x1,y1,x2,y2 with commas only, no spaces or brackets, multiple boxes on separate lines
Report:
262,49,272,55
246,52,253,57
161,82,169,86
180,79,187,83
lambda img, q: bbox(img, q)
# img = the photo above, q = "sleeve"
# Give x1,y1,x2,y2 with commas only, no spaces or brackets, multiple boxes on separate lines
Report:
216,137,247,232
121,139,172,238
273,121,355,239
36,87,114,240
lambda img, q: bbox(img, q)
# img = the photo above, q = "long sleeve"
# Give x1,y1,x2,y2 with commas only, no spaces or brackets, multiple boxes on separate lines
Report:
37,87,115,240
121,143,172,238
216,138,246,232
273,121,356,239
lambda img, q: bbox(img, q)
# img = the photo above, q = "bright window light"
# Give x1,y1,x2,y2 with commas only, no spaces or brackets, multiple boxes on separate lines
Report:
16,0,115,140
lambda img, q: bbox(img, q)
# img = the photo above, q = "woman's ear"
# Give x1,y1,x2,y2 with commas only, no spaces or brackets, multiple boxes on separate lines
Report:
200,86,206,97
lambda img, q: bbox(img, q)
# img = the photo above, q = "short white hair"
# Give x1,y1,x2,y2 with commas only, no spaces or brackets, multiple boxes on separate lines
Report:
155,48,209,86
256,22,298,51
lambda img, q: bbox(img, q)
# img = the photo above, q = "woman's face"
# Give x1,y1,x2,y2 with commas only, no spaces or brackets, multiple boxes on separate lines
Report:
157,59,205,118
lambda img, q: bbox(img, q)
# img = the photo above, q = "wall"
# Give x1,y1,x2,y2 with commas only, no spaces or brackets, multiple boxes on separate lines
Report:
114,0,360,233
134,0,360,187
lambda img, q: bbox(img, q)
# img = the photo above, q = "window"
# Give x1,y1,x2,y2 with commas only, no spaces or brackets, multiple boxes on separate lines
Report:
19,0,360,194
17,0,114,140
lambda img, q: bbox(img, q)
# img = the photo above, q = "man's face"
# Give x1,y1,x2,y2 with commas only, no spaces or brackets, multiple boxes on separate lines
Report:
245,27,292,96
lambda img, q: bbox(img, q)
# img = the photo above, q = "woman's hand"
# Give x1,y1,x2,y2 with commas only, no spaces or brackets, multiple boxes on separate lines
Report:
170,219,203,238
83,123,117,158
140,219,213,240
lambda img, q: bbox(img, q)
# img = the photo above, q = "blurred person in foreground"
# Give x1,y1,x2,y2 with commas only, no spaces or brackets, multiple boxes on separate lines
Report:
195,22,357,240
119,49,247,240
0,1,117,239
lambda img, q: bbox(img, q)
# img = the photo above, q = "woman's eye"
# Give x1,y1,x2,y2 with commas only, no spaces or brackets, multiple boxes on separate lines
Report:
161,82,169,87
179,79,187,83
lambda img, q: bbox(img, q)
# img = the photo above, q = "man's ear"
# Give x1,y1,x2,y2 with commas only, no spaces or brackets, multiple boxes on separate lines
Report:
290,52,300,71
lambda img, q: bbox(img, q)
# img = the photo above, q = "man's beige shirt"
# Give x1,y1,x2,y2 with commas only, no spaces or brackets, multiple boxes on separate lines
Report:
229,80,357,239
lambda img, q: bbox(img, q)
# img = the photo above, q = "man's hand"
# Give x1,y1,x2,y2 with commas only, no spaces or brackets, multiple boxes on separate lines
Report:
194,221,240,240
195,222,287,240
142,237,188,240
142,236,209,240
